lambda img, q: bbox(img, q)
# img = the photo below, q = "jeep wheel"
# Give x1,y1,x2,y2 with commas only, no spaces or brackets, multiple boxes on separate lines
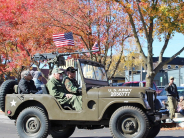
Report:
16,107,49,138
0,80,18,112
109,106,149,138
50,125,75,138
146,121,161,138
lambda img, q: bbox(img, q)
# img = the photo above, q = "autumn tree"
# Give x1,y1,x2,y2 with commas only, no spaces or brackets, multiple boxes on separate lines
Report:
29,0,133,77
107,46,143,81
113,0,184,87
0,0,56,81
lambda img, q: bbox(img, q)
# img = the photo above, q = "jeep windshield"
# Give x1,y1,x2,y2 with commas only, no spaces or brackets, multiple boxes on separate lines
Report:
81,63,107,81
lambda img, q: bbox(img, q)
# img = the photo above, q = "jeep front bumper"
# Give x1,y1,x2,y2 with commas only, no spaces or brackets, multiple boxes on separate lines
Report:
149,112,169,122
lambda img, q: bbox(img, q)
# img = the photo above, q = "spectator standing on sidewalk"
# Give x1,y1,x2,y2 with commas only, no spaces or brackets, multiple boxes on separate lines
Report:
165,76,179,122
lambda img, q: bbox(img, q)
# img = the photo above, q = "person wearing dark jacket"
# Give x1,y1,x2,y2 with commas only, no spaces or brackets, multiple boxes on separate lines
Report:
18,70,42,94
165,76,179,121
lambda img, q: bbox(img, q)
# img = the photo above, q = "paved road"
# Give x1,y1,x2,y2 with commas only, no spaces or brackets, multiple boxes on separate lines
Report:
0,111,184,138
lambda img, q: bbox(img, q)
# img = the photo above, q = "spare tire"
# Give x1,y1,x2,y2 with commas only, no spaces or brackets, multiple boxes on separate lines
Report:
0,80,18,112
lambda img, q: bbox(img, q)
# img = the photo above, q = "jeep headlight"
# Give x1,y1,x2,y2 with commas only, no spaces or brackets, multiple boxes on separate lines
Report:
140,92,147,100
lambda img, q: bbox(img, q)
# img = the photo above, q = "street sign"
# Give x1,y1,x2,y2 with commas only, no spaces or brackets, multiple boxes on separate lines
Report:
160,77,162,82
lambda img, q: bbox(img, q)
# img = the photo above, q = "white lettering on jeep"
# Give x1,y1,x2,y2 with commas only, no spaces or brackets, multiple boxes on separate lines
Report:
110,92,131,97
108,88,132,97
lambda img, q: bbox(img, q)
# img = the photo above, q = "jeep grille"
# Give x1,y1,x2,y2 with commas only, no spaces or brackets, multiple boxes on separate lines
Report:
146,91,155,112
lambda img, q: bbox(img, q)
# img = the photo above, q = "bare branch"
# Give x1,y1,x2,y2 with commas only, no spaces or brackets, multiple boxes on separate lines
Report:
128,13,147,62
136,0,149,42
109,46,124,78
106,45,113,72
159,33,171,63
154,47,184,74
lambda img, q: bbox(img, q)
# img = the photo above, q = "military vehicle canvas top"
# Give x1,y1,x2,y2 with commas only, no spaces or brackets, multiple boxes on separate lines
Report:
0,51,169,138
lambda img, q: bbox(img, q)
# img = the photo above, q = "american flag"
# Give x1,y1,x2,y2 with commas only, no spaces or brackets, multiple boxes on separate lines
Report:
92,42,99,54
53,32,75,47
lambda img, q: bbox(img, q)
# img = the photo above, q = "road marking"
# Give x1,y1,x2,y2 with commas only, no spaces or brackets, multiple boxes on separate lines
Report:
0,112,14,124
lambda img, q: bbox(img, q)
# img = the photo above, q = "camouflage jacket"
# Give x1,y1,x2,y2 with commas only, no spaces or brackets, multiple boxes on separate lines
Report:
62,76,79,94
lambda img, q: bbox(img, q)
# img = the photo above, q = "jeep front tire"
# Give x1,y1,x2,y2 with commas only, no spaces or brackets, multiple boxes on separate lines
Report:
109,106,149,138
16,107,49,138
146,121,161,138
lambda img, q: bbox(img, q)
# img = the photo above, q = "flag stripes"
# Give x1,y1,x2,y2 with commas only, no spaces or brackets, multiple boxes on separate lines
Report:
53,32,74,47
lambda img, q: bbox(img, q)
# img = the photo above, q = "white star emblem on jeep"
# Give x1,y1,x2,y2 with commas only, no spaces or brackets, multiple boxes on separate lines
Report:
10,99,16,107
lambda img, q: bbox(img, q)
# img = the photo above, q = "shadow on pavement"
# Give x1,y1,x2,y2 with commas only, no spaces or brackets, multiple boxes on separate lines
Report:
155,136,183,138
71,137,112,138
71,137,183,138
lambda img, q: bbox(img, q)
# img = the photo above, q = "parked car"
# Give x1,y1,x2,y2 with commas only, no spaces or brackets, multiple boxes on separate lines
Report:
112,83,124,86
157,87,184,109
158,87,184,97
123,81,161,93
157,86,165,89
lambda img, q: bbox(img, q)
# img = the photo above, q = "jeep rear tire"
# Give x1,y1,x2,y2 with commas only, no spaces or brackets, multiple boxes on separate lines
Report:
49,125,75,138
109,106,149,138
146,121,161,138
16,107,49,138
0,80,17,112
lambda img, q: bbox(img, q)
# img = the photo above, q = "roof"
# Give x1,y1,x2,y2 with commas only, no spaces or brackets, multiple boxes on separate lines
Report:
153,57,184,65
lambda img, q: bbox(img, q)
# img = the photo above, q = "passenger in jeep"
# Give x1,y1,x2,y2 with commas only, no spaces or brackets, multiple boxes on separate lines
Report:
46,68,82,111
18,70,42,94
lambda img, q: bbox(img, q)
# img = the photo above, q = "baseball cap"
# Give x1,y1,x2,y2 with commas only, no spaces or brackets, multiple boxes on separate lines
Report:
170,76,174,80
52,68,65,74
66,67,77,73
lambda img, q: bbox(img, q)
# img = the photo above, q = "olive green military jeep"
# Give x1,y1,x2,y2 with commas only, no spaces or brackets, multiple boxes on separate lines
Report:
0,59,169,138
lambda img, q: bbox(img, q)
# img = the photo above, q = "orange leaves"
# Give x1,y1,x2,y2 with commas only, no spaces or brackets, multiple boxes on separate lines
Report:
161,127,184,131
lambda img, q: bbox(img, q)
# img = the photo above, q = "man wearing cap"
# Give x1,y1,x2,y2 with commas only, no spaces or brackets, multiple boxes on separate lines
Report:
46,68,82,111
62,67,82,109
18,70,42,94
63,67,80,93
165,76,179,122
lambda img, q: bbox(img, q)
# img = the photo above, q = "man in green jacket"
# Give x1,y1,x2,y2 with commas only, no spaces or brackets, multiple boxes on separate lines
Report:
46,68,82,111
62,67,82,109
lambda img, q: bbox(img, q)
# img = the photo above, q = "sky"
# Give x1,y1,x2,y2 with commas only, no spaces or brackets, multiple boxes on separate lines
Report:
146,33,184,57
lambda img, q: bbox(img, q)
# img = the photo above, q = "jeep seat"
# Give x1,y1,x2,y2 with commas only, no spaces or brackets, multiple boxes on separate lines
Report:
14,85,21,94
41,84,49,94
14,85,18,94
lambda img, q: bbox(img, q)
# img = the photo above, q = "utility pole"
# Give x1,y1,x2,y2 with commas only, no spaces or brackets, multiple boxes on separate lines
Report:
140,62,142,81
132,67,133,81
179,67,181,86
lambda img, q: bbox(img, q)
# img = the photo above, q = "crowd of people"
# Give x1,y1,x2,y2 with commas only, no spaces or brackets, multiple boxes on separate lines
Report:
18,67,82,111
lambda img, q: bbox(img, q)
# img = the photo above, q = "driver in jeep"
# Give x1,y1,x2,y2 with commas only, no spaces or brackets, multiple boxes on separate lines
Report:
63,67,81,95
46,68,82,111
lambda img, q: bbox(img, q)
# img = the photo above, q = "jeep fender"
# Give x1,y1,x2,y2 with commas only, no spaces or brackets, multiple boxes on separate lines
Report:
5,94,62,120
98,98,149,120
